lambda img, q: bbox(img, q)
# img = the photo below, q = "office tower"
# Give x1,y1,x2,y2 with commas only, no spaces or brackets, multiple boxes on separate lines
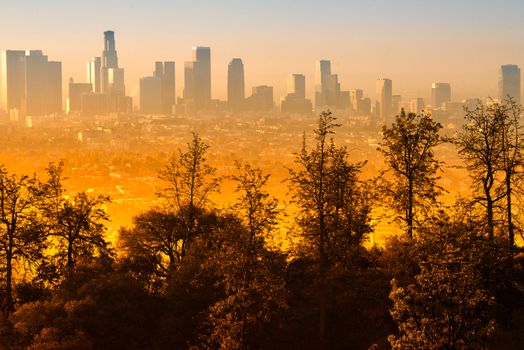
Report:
1,50,26,113
410,98,425,114
315,60,347,109
155,61,176,114
392,95,401,115
246,85,273,111
375,78,392,124
140,76,162,114
140,61,176,114
281,74,312,114
183,61,195,101
288,74,306,99
315,60,331,108
192,46,211,109
499,65,521,104
68,78,92,113
87,57,101,93
227,58,245,111
349,89,363,111
431,83,451,110
102,31,118,68
1,50,62,116
101,31,125,95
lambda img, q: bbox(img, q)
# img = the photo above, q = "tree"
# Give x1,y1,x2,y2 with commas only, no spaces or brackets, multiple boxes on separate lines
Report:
201,164,287,349
0,167,45,316
497,98,523,249
379,110,443,239
288,111,373,349
119,209,191,291
41,163,111,277
388,212,508,349
53,193,110,274
455,101,506,239
157,133,220,259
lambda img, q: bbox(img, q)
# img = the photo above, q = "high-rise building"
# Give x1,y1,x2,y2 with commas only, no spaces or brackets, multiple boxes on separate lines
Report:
288,74,306,99
246,85,273,111
192,46,211,109
155,61,176,114
499,65,521,104
392,94,402,115
101,31,125,95
68,78,92,113
1,50,26,114
87,57,101,93
315,60,331,108
140,61,176,114
281,74,312,114
140,76,162,114
314,60,348,109
375,78,392,124
1,50,62,116
349,89,363,111
410,98,425,114
431,83,451,110
227,58,245,111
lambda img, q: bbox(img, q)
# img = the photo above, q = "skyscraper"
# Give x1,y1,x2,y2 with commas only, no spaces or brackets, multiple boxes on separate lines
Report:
1,50,26,113
315,60,347,109
140,61,176,114
410,98,425,114
87,57,101,93
227,58,245,111
183,61,195,101
431,83,451,110
140,76,162,114
102,31,118,69
1,50,62,116
375,78,392,124
246,85,273,111
101,31,125,95
288,74,306,99
155,61,176,114
315,60,334,107
499,65,521,104
192,47,211,109
281,74,312,114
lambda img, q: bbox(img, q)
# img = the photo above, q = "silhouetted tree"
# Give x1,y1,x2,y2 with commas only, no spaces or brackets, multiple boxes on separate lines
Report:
497,98,524,249
119,209,186,291
379,110,443,239
288,111,373,349
157,133,220,259
201,164,287,349
41,163,110,277
388,210,508,349
455,101,506,239
0,167,45,316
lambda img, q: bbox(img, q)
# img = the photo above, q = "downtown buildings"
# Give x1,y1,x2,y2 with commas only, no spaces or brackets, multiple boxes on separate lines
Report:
499,64,521,104
0,50,62,118
69,31,132,116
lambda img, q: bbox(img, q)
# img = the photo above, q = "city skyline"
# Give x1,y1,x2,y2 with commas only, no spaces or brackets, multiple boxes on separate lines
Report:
2,1,524,102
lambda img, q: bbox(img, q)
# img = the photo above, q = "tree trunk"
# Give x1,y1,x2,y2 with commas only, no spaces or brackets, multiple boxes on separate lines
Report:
319,211,326,350
407,178,414,239
4,240,13,317
506,174,514,250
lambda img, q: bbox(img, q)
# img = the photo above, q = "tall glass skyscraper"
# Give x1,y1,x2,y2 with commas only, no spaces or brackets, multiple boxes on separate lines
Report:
227,58,245,111
376,78,393,124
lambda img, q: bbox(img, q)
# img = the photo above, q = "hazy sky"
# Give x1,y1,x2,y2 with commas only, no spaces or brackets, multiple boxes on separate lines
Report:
2,0,524,103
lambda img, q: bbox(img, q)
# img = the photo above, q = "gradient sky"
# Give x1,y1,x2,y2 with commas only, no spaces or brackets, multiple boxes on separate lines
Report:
2,0,524,103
